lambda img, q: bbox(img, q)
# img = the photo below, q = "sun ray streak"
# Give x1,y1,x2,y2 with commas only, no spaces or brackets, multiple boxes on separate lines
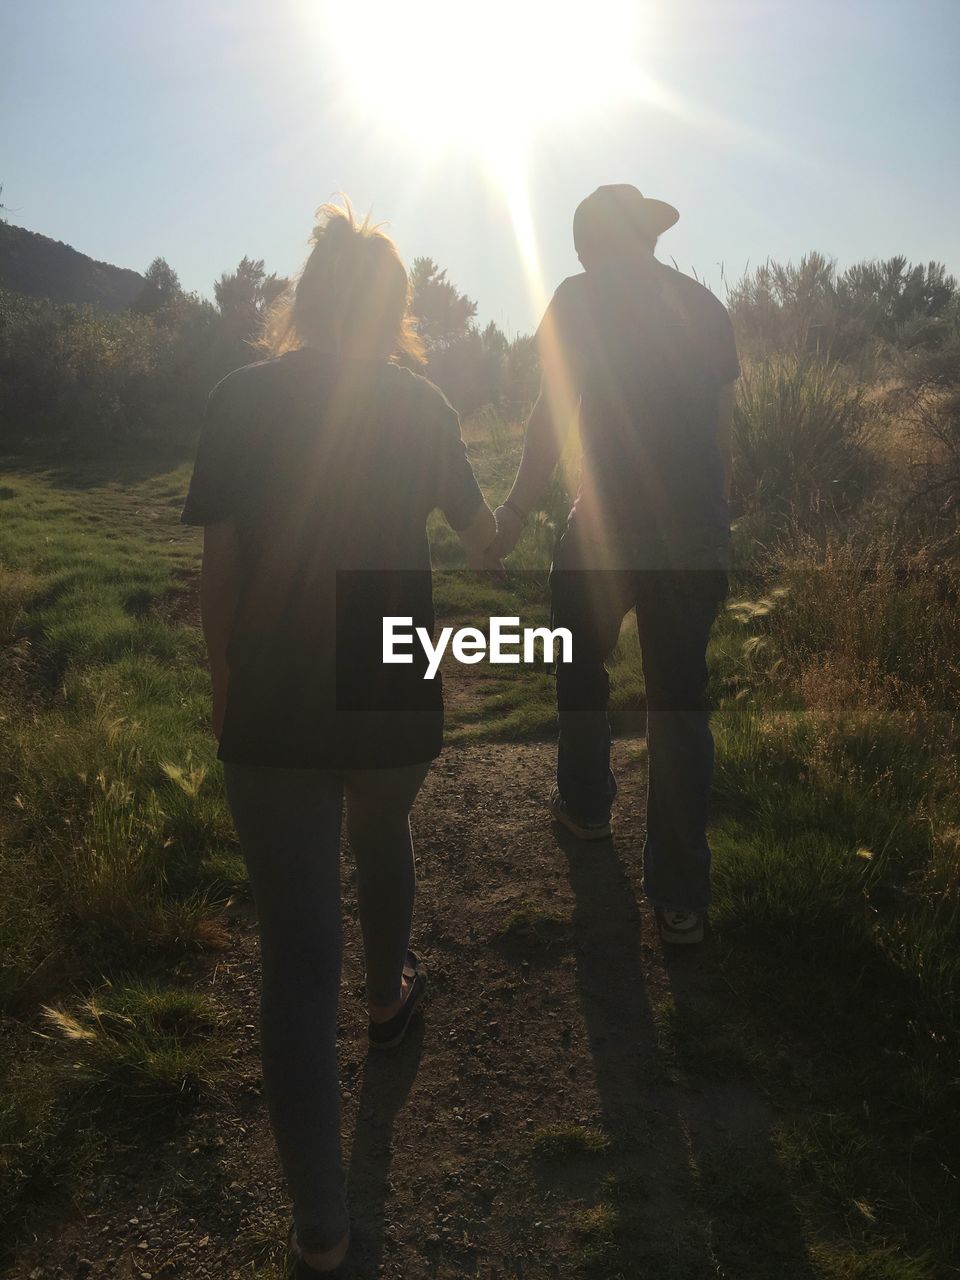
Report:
633,75,788,161
494,141,548,320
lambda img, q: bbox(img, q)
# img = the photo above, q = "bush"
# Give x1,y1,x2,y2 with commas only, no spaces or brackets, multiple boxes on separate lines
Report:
0,287,221,448
892,307,960,552
728,253,958,366
732,355,869,540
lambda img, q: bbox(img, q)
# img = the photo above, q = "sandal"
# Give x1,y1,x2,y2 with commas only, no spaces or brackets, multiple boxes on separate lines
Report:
287,1219,350,1275
367,949,427,1049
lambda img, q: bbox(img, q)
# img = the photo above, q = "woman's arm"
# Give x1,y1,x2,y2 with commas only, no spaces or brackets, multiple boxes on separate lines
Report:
455,501,501,571
199,521,241,740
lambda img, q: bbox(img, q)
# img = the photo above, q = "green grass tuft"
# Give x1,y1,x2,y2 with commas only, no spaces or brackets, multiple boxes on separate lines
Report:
530,1123,610,1160
40,977,232,1110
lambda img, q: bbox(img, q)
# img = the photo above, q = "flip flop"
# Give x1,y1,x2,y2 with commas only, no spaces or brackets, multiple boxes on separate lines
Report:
367,949,427,1050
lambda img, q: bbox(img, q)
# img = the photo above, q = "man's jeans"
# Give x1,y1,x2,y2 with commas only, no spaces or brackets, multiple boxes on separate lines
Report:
550,528,729,914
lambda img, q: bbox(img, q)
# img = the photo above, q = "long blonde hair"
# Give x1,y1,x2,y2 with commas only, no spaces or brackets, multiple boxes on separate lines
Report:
262,199,423,363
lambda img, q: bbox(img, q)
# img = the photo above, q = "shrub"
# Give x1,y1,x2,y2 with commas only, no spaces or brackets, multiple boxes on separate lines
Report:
0,287,221,448
728,253,958,366
892,307,960,552
732,355,869,540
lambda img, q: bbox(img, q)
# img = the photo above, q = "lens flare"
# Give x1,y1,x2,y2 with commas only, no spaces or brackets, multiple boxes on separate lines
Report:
313,1,656,324
320,0,648,151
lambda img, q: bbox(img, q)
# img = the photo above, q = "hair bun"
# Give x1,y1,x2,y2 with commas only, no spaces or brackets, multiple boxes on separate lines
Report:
310,205,355,246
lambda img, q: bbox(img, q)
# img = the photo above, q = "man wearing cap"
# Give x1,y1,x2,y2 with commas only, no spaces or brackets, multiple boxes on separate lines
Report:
491,184,740,946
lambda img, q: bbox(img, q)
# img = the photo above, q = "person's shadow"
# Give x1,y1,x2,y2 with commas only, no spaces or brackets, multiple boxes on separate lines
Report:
342,1020,424,1277
555,826,664,1131
555,824,817,1278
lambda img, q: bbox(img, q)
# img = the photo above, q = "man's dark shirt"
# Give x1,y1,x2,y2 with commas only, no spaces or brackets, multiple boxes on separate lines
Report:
539,259,740,569
180,348,483,769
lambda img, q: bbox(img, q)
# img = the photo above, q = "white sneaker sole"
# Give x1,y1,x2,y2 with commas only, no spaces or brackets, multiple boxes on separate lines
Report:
657,916,705,945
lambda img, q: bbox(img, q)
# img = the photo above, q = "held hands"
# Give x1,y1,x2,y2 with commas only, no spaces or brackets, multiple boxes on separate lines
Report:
489,503,525,560
458,500,521,575
465,541,507,576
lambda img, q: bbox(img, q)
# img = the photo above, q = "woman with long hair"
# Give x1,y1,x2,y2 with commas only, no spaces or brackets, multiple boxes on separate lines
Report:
180,201,499,1272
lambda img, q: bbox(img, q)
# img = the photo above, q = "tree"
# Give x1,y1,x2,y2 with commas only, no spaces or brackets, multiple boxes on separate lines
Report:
409,257,478,354
503,333,540,414
132,256,182,315
214,256,288,345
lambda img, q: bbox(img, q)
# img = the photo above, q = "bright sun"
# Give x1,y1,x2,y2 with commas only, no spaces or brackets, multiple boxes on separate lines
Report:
316,0,652,314
321,0,647,156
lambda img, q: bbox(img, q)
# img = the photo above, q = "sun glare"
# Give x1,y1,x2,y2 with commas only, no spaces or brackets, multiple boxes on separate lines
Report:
321,0,647,154
315,0,652,319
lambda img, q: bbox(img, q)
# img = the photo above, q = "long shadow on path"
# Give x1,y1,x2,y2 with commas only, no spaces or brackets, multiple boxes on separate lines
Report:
344,1021,425,1278
556,826,817,1278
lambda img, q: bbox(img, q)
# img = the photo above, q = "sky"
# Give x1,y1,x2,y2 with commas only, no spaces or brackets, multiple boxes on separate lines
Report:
2,0,959,336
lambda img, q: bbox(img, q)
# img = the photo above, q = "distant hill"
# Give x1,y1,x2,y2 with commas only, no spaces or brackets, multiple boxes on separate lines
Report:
0,222,145,312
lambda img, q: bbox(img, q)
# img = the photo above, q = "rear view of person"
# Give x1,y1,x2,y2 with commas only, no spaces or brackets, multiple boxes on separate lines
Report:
492,183,740,946
180,202,498,1272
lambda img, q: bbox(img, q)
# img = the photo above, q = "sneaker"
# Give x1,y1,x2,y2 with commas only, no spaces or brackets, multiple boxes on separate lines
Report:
655,908,705,946
549,787,612,841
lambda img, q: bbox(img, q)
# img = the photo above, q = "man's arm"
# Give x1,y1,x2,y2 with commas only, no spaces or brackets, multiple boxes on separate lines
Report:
716,381,737,502
491,360,580,557
456,500,501,571
200,521,241,739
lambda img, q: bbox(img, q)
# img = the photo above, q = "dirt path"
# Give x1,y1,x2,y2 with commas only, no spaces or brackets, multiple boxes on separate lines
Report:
0,471,805,1278
9,733,803,1280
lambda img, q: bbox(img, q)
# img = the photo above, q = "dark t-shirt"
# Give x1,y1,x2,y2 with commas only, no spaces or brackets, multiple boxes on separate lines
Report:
538,261,740,569
180,349,484,769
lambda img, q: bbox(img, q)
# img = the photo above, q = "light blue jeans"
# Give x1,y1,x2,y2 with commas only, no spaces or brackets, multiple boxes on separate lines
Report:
223,760,430,1253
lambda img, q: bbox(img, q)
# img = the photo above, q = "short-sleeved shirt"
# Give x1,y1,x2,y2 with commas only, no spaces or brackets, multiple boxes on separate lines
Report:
537,260,740,569
180,349,484,769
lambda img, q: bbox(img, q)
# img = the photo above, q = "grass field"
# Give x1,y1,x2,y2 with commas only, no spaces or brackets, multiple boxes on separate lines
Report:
1,407,959,1277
